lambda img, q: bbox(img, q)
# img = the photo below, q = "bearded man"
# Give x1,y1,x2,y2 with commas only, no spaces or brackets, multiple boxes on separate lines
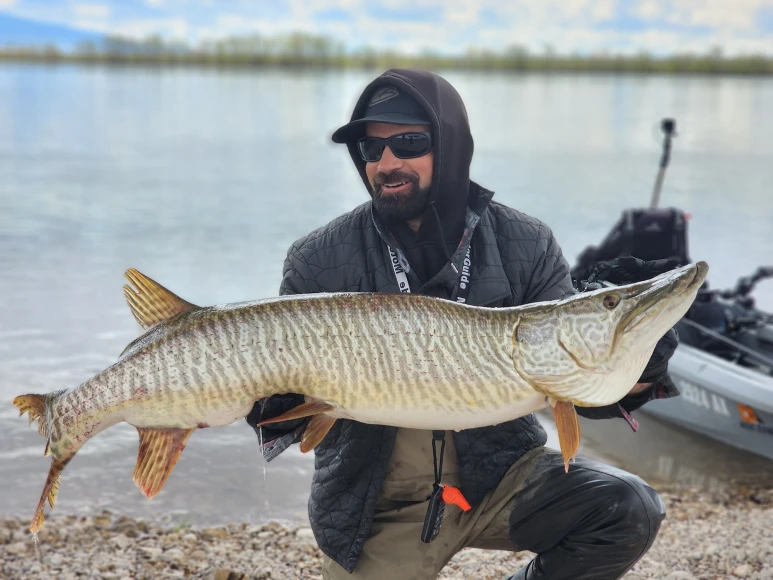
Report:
247,69,678,580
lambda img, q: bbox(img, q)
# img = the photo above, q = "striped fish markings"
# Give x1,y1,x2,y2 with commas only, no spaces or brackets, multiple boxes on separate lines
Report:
14,261,708,533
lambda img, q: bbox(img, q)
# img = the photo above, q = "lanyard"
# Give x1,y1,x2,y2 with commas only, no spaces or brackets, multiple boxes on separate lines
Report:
386,245,474,542
387,245,472,303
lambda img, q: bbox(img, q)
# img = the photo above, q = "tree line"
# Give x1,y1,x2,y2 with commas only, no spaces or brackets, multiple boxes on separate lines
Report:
1,32,771,75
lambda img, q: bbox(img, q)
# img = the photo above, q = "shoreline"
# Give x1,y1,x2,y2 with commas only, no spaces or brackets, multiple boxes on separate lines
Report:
2,484,771,579
1,53,772,76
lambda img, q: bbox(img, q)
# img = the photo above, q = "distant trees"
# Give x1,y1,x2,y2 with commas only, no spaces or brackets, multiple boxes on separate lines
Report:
0,32,771,75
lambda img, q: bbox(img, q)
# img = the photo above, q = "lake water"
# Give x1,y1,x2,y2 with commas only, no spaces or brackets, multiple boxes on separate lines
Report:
1,65,772,527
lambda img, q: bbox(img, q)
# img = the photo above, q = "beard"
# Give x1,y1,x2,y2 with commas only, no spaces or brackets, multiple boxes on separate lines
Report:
371,170,431,222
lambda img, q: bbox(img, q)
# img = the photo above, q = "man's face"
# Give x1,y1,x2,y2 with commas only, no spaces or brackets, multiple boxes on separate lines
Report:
364,122,433,223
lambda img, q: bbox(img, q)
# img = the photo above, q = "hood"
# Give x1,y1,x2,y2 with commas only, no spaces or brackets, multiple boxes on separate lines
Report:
340,69,477,283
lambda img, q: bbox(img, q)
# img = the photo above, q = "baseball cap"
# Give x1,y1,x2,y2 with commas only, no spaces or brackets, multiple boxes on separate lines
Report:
332,86,430,144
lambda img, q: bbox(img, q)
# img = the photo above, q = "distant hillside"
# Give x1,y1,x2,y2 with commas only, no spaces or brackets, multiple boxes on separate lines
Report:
0,11,103,50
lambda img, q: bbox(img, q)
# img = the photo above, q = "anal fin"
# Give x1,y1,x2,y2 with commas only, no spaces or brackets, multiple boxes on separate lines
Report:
300,415,336,453
552,401,581,473
133,427,195,498
258,400,334,426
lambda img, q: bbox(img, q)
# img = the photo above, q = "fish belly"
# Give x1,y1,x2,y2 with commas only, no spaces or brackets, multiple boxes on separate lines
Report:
341,390,549,430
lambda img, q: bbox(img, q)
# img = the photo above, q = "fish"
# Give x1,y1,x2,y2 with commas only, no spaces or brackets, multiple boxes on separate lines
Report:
13,261,708,533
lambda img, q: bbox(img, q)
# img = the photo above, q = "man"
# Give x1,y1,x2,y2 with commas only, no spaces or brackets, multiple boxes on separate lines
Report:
246,69,678,579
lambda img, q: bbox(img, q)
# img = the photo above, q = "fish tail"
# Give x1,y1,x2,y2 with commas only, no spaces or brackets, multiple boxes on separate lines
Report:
30,457,71,534
13,392,71,533
13,394,50,439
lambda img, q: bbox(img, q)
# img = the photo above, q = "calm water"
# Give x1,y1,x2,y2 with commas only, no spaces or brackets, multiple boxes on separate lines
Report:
1,65,772,526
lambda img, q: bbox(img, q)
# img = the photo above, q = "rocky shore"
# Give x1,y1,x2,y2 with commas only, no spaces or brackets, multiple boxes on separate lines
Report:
2,484,771,580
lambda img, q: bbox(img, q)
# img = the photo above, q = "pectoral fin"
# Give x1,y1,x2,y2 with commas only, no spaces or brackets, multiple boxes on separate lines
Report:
257,400,335,426
551,400,581,473
133,427,195,498
300,415,337,453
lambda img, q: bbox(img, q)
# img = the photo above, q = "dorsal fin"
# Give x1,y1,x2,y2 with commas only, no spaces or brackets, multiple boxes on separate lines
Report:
123,268,199,330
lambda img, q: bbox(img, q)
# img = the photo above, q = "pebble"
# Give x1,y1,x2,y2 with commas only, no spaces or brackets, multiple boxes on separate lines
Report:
137,546,162,559
111,534,133,550
734,564,752,577
163,548,185,563
0,484,770,580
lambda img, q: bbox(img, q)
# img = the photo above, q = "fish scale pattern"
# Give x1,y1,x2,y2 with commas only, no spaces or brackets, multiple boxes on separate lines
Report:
260,185,576,572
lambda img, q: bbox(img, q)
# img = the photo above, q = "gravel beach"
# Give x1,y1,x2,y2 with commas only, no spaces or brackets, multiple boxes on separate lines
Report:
2,483,771,580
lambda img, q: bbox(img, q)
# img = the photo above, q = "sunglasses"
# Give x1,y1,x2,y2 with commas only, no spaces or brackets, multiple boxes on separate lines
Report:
356,132,433,162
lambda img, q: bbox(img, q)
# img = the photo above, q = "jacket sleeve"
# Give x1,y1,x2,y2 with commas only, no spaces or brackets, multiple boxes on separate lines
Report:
523,224,575,303
245,245,314,461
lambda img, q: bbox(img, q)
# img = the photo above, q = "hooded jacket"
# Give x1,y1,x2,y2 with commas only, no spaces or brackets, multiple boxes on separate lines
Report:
344,69,477,285
246,69,678,573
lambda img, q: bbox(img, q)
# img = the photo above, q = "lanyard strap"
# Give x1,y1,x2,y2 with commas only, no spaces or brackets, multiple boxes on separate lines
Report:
388,246,411,293
431,430,446,485
388,245,472,303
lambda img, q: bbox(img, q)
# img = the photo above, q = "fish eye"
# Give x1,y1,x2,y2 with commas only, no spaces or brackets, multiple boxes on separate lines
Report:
603,294,620,309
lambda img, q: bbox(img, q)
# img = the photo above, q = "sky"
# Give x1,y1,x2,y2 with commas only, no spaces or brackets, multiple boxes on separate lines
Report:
1,0,773,56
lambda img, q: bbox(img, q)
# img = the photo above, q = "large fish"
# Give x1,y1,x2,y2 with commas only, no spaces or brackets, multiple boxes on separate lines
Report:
14,261,708,533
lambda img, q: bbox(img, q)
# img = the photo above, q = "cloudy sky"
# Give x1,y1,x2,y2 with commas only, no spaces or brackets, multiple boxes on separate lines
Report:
2,0,773,56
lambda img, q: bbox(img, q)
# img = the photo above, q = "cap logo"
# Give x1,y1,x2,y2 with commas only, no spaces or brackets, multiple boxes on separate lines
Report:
369,86,399,107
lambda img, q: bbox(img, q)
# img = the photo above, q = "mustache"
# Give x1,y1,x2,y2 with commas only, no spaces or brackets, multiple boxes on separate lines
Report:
373,170,420,188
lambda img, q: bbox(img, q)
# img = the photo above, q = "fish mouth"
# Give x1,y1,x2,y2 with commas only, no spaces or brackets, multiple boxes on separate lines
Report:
619,261,709,336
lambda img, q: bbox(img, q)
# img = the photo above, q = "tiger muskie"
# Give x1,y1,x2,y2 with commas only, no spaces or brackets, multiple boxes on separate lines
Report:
14,261,708,533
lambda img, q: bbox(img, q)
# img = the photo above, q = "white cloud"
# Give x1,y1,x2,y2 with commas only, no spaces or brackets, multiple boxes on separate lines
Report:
634,0,665,20
116,18,190,40
1,0,772,55
444,4,480,25
72,3,110,19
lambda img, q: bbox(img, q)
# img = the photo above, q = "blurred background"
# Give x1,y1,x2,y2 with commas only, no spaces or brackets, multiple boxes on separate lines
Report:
1,1,772,528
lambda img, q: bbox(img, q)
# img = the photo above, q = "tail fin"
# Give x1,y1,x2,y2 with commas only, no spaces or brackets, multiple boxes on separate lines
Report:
30,458,69,533
13,394,49,438
13,393,70,533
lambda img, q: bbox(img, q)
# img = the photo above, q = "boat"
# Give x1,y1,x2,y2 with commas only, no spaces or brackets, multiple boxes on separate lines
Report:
571,119,773,461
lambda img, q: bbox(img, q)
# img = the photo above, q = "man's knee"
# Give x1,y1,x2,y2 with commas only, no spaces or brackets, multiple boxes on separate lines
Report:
603,471,666,554
508,460,666,555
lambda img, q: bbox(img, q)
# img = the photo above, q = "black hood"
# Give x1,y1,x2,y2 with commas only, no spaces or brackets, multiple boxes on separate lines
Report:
340,69,476,284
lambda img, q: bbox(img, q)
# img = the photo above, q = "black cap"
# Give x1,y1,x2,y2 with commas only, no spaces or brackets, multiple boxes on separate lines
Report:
332,86,430,144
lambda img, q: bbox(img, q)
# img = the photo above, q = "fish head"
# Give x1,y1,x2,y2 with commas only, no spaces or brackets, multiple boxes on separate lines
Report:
512,261,708,405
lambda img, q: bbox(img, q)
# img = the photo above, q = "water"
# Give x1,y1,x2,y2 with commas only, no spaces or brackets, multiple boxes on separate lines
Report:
1,65,772,527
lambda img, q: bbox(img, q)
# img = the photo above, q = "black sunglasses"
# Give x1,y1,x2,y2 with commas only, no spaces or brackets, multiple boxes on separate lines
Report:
356,132,433,162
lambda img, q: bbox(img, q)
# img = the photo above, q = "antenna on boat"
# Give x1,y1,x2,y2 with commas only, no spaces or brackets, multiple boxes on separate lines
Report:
649,118,677,209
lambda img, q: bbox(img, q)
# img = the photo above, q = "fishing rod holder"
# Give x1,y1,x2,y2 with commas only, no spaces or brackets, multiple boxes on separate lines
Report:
649,118,677,209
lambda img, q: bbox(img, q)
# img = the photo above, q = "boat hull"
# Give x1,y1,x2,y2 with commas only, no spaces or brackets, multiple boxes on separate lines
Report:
642,343,773,461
